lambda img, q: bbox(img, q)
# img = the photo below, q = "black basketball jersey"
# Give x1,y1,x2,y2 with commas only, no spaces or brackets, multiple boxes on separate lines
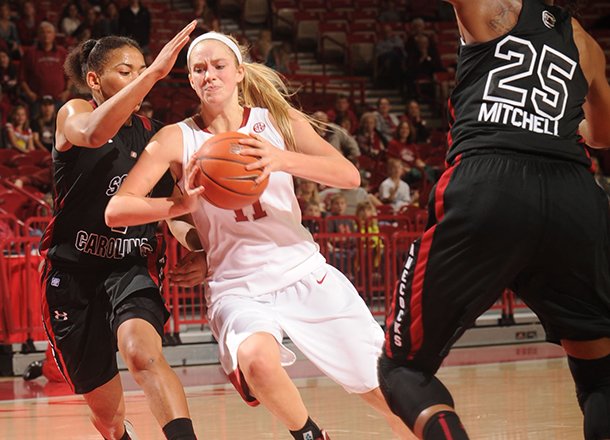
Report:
40,113,173,269
447,0,590,166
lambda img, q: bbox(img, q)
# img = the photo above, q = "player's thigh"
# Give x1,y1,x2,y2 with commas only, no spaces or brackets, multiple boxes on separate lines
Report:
277,265,384,393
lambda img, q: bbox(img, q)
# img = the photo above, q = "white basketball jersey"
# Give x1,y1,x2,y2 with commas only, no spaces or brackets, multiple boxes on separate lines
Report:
178,108,325,304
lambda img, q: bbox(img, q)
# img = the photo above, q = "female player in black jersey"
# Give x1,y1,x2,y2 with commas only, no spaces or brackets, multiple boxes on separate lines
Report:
378,1,610,439
40,22,201,440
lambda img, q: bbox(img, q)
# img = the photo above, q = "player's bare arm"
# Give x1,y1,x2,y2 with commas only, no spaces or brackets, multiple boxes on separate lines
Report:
572,19,610,148
105,125,200,227
242,108,360,189
444,0,522,44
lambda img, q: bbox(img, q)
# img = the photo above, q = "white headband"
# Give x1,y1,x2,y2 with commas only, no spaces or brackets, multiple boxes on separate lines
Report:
187,32,243,67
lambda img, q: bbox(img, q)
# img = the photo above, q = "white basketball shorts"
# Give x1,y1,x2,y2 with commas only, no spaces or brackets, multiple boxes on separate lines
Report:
207,263,384,398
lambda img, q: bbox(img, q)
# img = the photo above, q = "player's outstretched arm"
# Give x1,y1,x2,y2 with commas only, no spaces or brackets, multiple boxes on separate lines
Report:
105,125,202,227
58,21,196,150
575,21,610,148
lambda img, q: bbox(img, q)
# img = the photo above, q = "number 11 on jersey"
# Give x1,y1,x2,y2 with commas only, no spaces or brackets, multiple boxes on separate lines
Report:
234,200,268,222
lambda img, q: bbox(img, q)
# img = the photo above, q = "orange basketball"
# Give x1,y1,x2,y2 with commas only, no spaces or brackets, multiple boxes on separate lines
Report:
193,131,269,210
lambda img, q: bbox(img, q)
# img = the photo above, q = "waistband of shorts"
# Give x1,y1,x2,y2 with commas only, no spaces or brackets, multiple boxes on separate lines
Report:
459,148,589,165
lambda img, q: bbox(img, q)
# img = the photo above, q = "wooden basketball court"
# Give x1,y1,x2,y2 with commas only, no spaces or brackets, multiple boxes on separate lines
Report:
0,342,582,439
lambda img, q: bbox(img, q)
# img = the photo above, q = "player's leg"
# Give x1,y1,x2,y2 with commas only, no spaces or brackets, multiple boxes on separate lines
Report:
562,339,610,440
236,332,313,432
209,294,327,440
276,264,416,438
515,159,610,440
381,153,540,439
42,264,129,438
114,294,196,440
358,387,418,439
83,374,129,440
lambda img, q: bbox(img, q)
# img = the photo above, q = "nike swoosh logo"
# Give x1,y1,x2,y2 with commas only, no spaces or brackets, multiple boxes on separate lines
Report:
316,273,327,284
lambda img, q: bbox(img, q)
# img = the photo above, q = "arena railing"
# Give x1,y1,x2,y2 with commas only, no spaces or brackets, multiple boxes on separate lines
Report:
0,225,527,346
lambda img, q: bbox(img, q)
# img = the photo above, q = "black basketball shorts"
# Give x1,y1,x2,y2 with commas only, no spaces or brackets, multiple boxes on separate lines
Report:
41,257,169,394
384,150,610,374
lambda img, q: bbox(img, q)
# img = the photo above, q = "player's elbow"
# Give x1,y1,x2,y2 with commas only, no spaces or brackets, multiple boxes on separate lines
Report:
345,167,361,189
104,198,124,227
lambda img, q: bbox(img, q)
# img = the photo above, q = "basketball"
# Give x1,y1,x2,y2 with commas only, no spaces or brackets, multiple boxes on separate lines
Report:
193,131,269,210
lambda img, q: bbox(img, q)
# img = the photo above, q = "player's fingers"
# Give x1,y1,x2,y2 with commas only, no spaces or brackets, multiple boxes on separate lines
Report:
255,167,270,184
244,159,265,171
172,20,197,45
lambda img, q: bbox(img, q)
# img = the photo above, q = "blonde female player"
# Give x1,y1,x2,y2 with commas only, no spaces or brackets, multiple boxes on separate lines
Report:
105,32,413,440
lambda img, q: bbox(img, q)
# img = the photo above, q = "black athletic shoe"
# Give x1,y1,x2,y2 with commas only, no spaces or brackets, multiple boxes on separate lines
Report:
23,360,43,381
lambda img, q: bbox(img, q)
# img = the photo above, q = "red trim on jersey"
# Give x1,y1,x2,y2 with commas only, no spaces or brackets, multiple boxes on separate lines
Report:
438,413,454,439
193,108,252,133
135,114,152,131
228,368,260,407
41,264,75,391
39,195,64,258
407,154,462,359
147,234,162,286
576,130,595,173
446,98,455,150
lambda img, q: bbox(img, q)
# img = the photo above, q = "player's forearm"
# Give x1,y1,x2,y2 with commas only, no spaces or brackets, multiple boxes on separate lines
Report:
105,194,190,227
283,151,361,189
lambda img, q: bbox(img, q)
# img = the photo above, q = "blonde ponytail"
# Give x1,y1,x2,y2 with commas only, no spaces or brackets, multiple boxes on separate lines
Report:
240,62,305,152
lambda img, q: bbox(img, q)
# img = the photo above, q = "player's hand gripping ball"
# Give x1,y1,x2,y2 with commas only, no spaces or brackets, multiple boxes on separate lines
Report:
193,131,269,210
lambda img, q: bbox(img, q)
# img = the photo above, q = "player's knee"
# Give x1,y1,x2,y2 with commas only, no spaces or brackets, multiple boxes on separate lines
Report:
120,338,163,373
568,354,610,439
238,351,278,386
378,354,454,430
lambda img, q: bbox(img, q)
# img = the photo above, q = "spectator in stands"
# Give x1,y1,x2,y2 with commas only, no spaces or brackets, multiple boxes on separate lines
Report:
16,1,40,47
193,0,219,34
0,84,11,126
20,21,70,116
355,200,383,275
340,182,382,216
0,1,20,59
326,193,357,281
31,95,56,152
403,99,431,143
73,7,100,42
374,23,405,88
251,29,273,63
379,158,412,213
388,120,437,185
374,97,400,144
118,0,151,54
265,40,293,74
302,199,323,234
312,110,360,162
405,17,437,57
378,0,402,23
0,48,18,100
4,103,34,152
96,1,120,37
326,193,355,233
60,2,82,37
405,33,445,99
326,94,358,134
295,178,322,213
356,111,387,159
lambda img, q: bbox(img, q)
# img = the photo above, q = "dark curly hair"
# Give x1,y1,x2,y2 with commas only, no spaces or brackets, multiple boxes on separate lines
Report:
64,36,141,91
